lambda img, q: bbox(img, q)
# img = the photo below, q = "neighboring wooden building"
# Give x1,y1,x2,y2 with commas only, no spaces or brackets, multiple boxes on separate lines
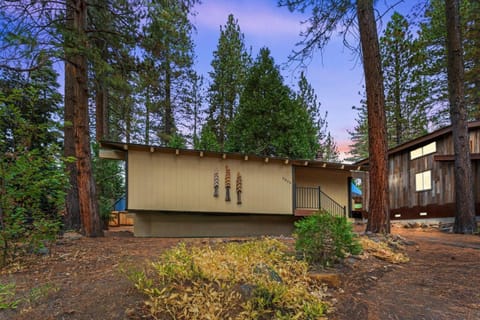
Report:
100,141,363,237
357,121,480,221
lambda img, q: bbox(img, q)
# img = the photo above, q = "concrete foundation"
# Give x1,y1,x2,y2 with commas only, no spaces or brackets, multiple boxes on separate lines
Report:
133,211,297,237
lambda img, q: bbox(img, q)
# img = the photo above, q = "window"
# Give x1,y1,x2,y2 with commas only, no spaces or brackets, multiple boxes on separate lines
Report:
410,141,436,160
415,170,431,191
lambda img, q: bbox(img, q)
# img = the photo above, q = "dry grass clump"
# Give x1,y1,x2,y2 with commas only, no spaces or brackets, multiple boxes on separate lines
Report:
129,238,329,319
358,236,410,264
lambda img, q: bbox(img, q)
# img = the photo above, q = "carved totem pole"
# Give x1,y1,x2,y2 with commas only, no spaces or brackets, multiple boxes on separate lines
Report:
236,172,242,204
225,165,231,201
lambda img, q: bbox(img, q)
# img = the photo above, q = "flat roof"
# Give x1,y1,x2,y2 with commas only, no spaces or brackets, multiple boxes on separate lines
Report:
100,141,367,172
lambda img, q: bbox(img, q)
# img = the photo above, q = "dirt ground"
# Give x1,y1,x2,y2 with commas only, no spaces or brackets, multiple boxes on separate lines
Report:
334,225,480,320
1,225,479,320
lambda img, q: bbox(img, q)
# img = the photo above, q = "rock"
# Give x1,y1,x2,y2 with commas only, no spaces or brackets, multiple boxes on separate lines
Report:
238,284,257,299
391,235,416,246
308,272,341,288
36,247,49,255
346,257,360,265
63,232,83,241
125,308,136,317
253,263,283,283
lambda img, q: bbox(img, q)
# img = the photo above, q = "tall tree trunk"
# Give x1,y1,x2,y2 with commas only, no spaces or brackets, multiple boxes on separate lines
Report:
357,0,390,234
164,55,174,143
67,0,103,237
64,0,81,231
445,0,477,234
394,58,402,145
145,88,150,145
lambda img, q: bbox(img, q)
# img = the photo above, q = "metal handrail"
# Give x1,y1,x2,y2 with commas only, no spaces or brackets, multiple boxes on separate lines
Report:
295,186,346,217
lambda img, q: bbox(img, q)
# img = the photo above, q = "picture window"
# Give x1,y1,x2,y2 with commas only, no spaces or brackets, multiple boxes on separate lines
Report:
415,170,431,191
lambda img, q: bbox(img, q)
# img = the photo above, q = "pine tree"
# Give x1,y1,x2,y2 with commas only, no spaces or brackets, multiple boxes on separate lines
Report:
347,97,369,162
417,0,480,125
296,72,339,161
227,48,318,159
140,0,198,145
281,0,390,233
205,14,251,150
445,0,476,234
380,12,430,147
87,0,140,142
463,0,480,119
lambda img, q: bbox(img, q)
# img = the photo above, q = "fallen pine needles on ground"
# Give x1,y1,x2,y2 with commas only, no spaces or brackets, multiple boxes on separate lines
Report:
358,235,410,264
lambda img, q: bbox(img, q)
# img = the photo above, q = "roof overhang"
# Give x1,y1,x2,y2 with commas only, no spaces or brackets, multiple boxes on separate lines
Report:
99,141,367,172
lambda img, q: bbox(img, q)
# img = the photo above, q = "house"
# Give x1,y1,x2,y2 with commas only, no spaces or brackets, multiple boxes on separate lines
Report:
356,120,480,222
100,141,364,237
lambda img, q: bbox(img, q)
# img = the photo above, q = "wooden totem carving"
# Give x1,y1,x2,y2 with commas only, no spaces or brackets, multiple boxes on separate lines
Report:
225,165,231,201
236,172,242,205
213,169,219,197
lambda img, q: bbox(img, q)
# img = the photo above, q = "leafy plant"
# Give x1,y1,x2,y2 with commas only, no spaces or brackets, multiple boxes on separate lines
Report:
295,211,362,266
0,282,18,310
26,283,58,305
129,238,329,319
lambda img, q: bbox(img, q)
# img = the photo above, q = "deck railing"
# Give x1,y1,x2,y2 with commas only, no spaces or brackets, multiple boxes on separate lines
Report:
295,186,346,217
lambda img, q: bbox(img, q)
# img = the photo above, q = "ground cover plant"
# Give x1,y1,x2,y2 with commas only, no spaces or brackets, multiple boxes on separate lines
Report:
129,238,329,319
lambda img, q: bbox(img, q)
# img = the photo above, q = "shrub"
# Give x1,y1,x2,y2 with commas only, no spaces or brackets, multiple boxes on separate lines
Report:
128,238,329,319
0,148,65,266
294,211,362,266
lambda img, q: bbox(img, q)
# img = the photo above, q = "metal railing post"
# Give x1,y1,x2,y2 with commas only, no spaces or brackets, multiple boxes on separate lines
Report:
318,186,322,211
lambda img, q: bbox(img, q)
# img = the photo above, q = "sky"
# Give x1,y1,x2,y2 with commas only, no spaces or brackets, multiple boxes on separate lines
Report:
190,0,418,160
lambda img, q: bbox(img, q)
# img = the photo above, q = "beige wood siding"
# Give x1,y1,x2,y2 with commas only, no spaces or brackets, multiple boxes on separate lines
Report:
294,167,350,208
128,151,293,214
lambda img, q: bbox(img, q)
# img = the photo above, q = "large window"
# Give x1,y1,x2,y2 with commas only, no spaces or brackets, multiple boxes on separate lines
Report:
415,170,431,191
410,141,436,160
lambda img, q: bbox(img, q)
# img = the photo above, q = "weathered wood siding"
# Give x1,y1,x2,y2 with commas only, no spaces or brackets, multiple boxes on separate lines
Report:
128,150,293,215
389,128,480,219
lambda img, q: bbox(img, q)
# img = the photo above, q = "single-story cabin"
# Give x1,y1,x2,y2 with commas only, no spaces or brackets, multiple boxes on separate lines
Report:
356,120,480,223
100,141,364,237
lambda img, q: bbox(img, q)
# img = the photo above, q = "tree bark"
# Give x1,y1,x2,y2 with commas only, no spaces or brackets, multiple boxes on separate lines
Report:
66,0,103,237
445,0,477,234
164,50,174,143
64,0,81,231
357,0,390,234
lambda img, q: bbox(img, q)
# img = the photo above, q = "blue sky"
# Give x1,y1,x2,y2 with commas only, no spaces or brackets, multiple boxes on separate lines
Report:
191,0,418,159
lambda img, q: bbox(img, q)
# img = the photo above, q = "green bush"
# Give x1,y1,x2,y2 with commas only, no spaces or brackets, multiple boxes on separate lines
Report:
294,211,362,266
0,148,65,266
